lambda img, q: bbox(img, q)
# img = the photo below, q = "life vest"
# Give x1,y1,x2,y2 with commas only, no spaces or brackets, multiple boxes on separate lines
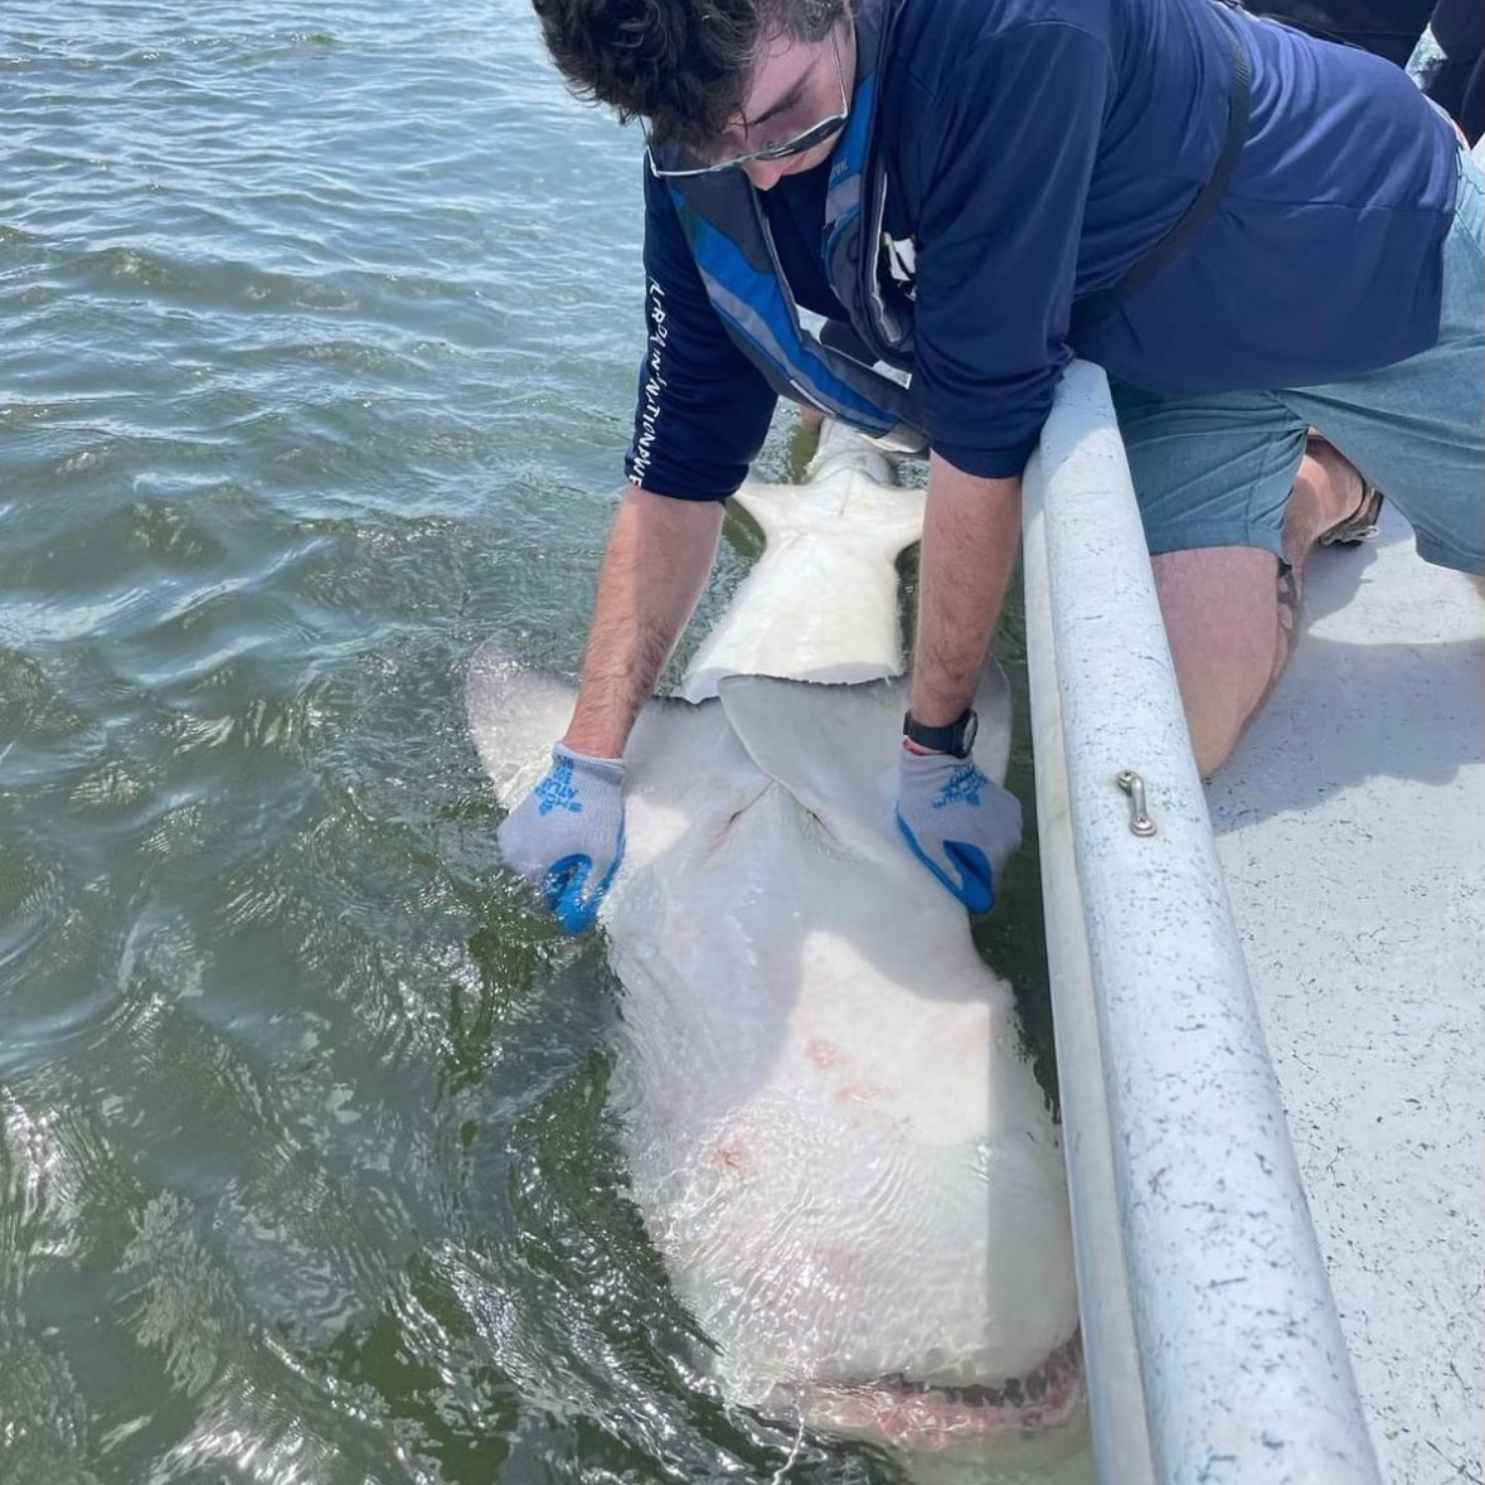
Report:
650,0,1251,456
650,0,927,453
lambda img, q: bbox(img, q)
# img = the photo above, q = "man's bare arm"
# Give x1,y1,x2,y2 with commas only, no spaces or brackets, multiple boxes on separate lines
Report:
561,484,725,758
909,452,1022,728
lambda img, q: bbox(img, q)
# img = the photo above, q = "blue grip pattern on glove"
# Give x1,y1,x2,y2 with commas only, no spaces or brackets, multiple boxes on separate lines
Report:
497,744,626,933
895,747,1022,914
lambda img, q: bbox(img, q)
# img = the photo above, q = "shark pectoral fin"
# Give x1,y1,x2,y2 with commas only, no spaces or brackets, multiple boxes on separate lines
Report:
465,640,578,809
732,421,926,557
734,475,926,558
715,674,907,857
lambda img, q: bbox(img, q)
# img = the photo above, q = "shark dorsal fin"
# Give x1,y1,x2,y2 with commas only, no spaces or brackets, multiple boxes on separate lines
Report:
715,662,1014,852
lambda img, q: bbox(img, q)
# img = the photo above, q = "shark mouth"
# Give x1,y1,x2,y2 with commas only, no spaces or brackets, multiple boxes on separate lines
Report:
792,1332,1085,1451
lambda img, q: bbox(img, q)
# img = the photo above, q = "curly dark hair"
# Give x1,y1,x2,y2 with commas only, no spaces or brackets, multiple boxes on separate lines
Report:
531,0,846,152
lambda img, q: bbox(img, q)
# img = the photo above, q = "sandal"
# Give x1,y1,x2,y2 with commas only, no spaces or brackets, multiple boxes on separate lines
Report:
1319,480,1384,547
1306,433,1384,547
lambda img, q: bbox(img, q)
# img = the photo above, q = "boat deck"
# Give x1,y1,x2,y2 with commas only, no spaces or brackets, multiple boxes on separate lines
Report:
1208,509,1484,1485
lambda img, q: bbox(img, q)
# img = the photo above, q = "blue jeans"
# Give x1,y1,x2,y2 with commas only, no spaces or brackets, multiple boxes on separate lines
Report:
1111,143,1485,575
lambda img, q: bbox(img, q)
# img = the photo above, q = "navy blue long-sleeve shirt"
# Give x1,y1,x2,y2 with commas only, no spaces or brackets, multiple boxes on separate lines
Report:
625,0,1459,497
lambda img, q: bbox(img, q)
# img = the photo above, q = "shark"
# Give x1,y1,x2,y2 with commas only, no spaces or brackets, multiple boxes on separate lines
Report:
466,421,1082,1467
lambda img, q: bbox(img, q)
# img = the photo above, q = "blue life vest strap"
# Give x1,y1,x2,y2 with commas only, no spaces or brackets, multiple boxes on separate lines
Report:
657,0,926,452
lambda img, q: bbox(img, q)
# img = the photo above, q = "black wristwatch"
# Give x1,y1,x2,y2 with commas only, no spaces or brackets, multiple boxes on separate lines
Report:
903,706,978,758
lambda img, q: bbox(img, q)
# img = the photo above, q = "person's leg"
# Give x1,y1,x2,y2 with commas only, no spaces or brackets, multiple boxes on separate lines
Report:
1115,145,1483,778
1283,143,1485,576
1145,440,1373,777
1146,546,1285,778
1111,379,1323,777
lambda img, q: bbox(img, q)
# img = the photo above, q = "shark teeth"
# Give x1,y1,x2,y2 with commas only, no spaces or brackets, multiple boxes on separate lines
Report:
889,1329,1083,1410
788,1332,1086,1448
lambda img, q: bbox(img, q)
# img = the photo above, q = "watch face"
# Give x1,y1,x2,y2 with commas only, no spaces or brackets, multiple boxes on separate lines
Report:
960,710,978,757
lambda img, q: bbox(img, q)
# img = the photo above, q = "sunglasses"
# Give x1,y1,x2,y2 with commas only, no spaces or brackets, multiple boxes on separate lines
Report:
647,25,849,180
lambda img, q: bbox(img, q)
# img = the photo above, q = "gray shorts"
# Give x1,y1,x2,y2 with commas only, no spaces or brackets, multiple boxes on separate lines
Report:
1110,142,1485,576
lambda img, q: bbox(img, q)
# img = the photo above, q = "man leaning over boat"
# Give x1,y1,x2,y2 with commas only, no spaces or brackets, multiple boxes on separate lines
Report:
497,0,1485,931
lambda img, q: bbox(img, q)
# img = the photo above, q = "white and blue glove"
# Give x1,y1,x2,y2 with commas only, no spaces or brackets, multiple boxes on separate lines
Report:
497,744,626,933
895,747,1022,914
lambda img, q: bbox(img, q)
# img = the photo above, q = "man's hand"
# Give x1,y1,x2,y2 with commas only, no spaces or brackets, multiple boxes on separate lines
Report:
496,485,717,932
896,746,1022,913
498,745,626,932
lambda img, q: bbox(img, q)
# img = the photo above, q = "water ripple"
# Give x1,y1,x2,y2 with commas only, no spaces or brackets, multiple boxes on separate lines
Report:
0,1,926,1479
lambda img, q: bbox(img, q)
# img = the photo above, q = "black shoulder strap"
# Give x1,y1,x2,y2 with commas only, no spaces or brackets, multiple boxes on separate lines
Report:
1069,7,1252,340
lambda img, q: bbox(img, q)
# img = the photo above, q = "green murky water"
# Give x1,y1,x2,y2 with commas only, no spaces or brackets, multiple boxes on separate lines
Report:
0,5,1060,1481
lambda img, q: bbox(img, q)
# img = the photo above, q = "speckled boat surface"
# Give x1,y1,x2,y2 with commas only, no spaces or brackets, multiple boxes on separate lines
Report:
1207,506,1484,1485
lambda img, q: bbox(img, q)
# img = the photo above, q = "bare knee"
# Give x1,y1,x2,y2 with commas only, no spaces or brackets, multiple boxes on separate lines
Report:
1151,546,1288,778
